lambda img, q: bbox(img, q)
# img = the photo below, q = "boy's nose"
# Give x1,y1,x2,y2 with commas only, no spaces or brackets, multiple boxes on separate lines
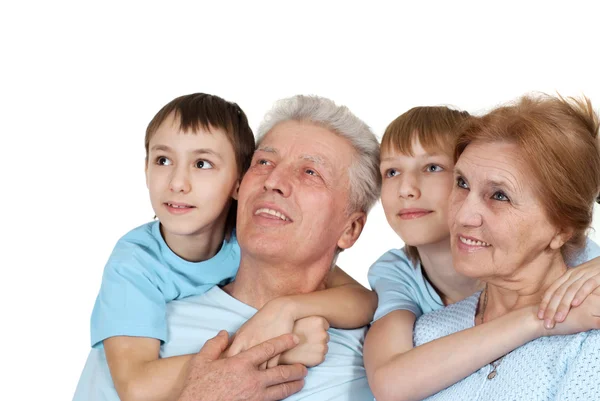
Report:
170,168,191,193
398,175,420,199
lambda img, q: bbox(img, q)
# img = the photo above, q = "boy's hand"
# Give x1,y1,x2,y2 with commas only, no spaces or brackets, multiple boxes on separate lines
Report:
280,316,330,367
542,288,600,336
539,257,600,329
227,297,297,368
179,331,307,401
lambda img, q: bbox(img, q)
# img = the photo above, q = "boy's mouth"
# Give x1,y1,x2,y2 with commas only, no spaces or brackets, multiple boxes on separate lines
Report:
398,208,432,220
164,202,196,213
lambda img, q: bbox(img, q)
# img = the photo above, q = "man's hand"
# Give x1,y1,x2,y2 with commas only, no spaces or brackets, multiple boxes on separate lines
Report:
280,316,330,367
178,330,307,401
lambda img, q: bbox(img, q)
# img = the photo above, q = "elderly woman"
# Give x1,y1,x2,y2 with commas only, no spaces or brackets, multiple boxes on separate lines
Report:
413,95,600,400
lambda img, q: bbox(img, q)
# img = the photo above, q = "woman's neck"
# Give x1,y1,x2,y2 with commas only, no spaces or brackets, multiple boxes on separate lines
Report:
417,237,483,305
480,252,568,323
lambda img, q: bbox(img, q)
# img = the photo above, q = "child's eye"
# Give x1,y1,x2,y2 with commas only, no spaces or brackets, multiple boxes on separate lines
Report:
492,191,509,202
156,156,172,166
426,164,444,173
385,169,399,178
195,160,213,169
456,176,468,189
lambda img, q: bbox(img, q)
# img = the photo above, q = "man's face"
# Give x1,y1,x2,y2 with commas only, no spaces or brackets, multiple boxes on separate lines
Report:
237,120,364,266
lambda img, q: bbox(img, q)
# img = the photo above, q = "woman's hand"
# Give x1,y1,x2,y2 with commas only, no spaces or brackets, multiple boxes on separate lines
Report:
280,316,330,367
227,297,296,368
538,258,600,329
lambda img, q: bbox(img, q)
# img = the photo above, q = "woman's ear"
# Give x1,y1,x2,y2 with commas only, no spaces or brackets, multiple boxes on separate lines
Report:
549,226,574,250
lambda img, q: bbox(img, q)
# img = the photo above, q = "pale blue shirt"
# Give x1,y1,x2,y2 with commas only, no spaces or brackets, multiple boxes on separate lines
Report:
414,292,600,400
369,238,600,322
90,221,241,347
74,287,374,401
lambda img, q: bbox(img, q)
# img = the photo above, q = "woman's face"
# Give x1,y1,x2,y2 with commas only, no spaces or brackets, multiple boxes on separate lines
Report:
448,141,564,282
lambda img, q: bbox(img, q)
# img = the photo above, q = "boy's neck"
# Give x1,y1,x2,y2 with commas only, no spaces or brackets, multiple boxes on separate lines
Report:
160,223,225,263
417,237,482,305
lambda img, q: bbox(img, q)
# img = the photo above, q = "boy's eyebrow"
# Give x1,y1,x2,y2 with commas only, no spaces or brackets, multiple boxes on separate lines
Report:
150,144,223,159
381,152,448,162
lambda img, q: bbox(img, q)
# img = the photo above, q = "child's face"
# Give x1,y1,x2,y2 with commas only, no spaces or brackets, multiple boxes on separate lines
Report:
380,138,454,247
145,113,240,239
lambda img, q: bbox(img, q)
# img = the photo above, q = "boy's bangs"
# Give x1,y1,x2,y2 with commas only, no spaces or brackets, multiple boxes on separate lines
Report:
382,128,453,157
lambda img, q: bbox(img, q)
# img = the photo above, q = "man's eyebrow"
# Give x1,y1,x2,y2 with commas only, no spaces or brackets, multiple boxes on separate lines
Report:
301,154,326,165
256,146,277,154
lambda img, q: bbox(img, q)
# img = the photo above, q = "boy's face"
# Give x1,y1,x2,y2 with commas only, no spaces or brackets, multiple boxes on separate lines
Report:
379,138,454,247
145,113,239,241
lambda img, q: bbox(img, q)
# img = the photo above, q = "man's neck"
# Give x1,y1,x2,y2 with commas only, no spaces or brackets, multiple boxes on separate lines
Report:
417,237,483,305
483,251,568,321
223,253,331,309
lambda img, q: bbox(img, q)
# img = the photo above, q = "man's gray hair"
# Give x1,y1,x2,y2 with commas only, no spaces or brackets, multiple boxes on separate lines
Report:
257,95,381,214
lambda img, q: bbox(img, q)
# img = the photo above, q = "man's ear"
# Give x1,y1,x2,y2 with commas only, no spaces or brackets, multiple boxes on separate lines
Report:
549,226,574,250
337,211,366,250
231,179,240,200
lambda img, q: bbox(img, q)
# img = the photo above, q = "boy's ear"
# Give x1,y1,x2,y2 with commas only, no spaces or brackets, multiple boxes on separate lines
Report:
231,179,240,200
337,211,366,250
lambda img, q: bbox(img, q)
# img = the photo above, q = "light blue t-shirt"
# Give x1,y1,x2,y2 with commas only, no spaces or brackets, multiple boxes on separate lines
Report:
90,220,241,348
369,238,600,322
74,287,374,401
413,292,600,400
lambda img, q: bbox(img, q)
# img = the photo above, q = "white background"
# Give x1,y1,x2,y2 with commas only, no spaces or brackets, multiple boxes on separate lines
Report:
2,1,599,399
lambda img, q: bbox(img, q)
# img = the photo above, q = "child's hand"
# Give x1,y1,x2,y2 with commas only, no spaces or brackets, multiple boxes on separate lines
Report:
227,297,296,368
543,287,600,336
538,258,600,329
280,316,330,367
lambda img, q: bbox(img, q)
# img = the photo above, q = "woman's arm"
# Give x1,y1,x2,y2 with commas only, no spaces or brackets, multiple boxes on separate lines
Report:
365,306,544,401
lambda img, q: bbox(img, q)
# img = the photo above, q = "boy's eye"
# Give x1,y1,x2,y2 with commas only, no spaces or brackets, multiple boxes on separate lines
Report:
426,164,444,173
456,176,468,189
156,156,172,166
492,191,509,202
195,160,213,169
385,168,399,178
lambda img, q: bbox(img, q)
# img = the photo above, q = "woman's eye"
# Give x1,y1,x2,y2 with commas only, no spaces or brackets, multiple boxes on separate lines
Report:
156,156,172,166
426,164,443,173
385,169,399,178
492,191,509,202
456,176,468,189
196,160,213,169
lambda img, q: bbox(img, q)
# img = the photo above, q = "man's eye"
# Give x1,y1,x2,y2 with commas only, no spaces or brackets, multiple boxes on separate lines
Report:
456,176,468,189
196,160,213,169
426,164,443,173
305,168,317,176
156,156,172,166
385,169,399,178
492,191,509,202
257,159,271,166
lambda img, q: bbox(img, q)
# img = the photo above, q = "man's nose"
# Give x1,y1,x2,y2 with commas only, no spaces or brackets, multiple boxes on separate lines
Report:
263,165,291,197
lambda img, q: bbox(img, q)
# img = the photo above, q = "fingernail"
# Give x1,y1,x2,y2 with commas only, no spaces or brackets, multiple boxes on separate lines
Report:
544,319,553,329
572,298,580,306
292,334,300,344
555,312,564,322
537,310,544,319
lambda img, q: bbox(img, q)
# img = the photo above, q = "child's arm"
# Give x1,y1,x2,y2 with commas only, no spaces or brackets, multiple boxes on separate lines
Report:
104,337,192,401
227,266,376,361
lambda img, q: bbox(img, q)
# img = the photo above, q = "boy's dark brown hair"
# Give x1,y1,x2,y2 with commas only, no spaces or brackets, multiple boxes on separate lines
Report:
145,93,256,240
381,106,471,265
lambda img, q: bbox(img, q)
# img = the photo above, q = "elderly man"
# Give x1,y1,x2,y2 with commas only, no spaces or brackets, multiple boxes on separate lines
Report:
75,95,381,401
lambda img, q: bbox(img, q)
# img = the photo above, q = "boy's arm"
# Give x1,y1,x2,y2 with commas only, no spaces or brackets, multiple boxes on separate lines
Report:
227,266,376,362
104,336,192,401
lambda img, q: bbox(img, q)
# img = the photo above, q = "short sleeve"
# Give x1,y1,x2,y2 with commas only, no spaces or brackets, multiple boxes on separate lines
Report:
554,331,600,400
567,237,600,267
368,249,423,321
90,247,166,348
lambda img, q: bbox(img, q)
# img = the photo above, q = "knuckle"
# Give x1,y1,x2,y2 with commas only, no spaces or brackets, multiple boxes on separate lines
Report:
278,365,290,380
261,341,276,360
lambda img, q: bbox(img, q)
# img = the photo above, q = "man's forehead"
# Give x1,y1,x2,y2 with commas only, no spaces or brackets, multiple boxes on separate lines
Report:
256,145,328,165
